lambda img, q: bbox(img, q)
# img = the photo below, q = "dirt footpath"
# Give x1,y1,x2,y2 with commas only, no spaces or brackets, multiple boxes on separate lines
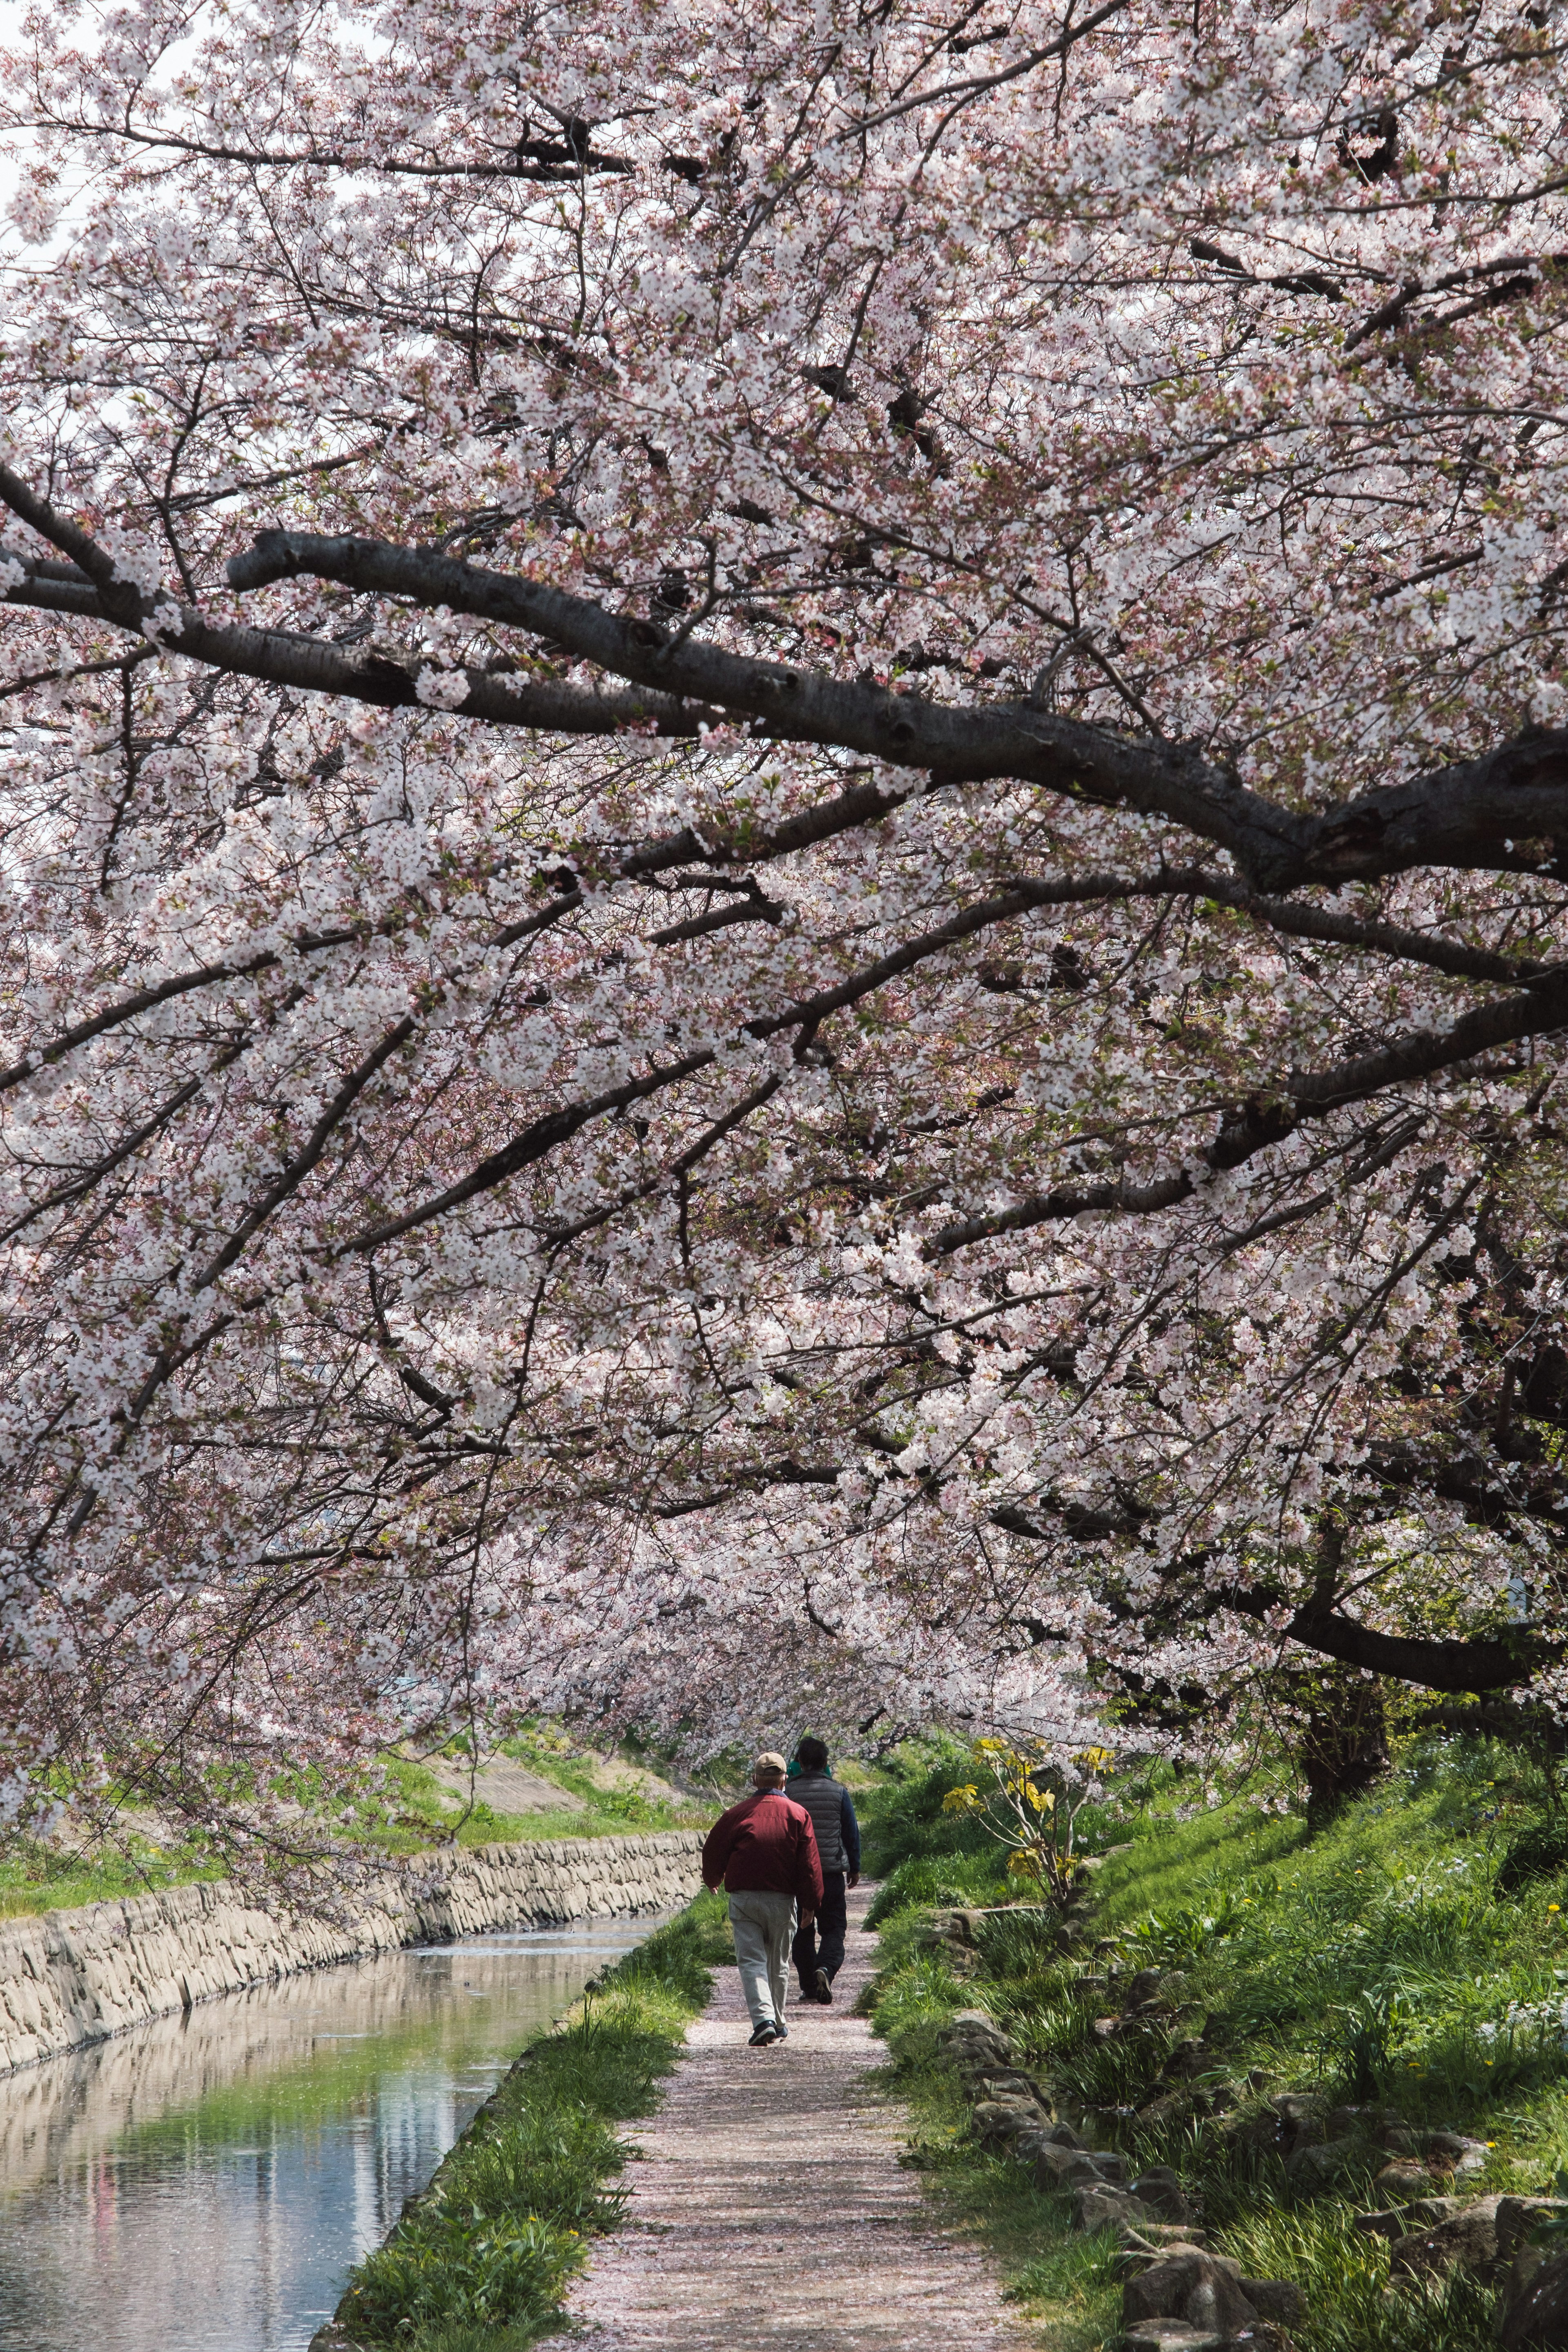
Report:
538,1883,1033,2352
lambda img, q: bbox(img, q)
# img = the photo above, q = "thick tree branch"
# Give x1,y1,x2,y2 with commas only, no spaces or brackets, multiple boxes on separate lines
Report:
991,1511,1554,1694
10,480,1568,896
0,537,717,739
221,530,1568,893
1221,888,1562,986
1282,1607,1551,1694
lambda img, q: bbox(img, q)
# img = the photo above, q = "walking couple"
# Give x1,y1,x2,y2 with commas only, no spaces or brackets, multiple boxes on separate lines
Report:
699,1738,862,2047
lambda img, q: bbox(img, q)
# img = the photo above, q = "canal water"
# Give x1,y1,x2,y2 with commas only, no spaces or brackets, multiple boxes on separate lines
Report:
0,1913,659,2352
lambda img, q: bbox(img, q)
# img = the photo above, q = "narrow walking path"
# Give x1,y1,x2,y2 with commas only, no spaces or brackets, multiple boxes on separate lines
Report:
539,1884,1034,2351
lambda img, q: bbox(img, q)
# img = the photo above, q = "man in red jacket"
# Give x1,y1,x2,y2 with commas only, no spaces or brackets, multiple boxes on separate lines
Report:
702,1751,824,2047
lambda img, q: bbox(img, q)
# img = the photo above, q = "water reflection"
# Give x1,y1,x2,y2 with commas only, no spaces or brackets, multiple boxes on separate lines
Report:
0,1915,658,2352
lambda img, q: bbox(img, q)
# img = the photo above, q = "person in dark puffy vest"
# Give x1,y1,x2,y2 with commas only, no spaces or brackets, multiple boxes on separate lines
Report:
787,1736,861,2002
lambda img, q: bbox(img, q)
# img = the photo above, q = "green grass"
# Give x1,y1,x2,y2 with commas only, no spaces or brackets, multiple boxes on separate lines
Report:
866,1850,1013,1926
1085,1742,1568,2143
0,1836,226,1920
857,1735,1568,2352
373,1754,621,1852
369,1734,713,1855
886,2034,1123,2351
340,1892,731,2348
0,1729,716,1919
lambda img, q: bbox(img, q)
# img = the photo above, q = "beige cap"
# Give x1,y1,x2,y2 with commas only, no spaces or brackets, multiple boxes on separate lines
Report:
753,1751,788,1775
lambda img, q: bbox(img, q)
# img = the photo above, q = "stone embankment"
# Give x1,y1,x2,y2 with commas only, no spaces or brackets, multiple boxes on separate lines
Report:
943,1962,1568,2351
0,1831,702,2076
941,2000,1305,2352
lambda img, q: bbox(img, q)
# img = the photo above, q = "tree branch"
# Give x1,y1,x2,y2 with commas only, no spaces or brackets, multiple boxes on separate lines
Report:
193,1014,419,1292
0,926,367,1096
1282,1606,1550,1694
931,971,1568,1252
0,537,718,740
27,117,636,183
9,476,1568,895
221,529,1568,893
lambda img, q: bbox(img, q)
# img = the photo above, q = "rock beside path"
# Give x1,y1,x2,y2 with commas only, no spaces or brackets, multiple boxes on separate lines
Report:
1354,2194,1465,2241
1389,2195,1503,2282
1365,2189,1568,2300
1499,2250,1568,2347
1120,2242,1302,2348
1122,2323,1229,2352
1129,2165,1194,2223
1074,2183,1162,2233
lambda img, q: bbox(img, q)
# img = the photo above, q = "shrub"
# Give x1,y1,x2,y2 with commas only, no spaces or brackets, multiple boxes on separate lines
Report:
1497,1820,1568,1897
346,2209,583,2341
860,1742,1008,1876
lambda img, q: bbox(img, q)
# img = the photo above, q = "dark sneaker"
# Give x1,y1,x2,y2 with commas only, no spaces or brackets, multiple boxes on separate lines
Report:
748,2020,779,2047
813,1969,833,2004
773,2019,789,2040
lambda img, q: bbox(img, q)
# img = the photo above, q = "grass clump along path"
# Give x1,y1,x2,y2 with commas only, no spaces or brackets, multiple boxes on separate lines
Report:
858,1737,1568,2352
330,1893,731,2352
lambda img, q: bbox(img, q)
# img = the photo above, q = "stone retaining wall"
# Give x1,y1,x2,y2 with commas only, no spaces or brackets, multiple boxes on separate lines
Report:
0,1831,704,2076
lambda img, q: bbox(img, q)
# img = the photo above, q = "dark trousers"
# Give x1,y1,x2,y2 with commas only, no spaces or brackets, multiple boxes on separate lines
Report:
793,1869,848,1987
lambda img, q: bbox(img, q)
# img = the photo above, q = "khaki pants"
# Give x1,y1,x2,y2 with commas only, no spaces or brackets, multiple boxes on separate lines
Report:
728,1889,797,2029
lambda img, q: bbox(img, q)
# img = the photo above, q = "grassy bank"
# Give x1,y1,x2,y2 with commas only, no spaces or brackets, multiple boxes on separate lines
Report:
0,1839,226,1922
334,1891,730,2352
0,1731,713,1920
859,1736,1568,2352
377,1742,709,1853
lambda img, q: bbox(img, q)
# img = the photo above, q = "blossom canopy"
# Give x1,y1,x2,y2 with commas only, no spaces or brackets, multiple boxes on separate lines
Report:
0,0,1565,1849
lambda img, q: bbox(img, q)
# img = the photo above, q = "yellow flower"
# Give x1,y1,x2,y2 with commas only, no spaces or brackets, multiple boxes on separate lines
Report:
1550,1904,1561,1914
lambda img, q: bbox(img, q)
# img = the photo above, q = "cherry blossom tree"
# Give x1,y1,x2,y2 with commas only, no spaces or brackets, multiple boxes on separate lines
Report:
0,0,1565,1854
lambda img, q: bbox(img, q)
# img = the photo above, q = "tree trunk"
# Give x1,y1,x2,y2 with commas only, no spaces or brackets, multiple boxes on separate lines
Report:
1295,1675,1390,1828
